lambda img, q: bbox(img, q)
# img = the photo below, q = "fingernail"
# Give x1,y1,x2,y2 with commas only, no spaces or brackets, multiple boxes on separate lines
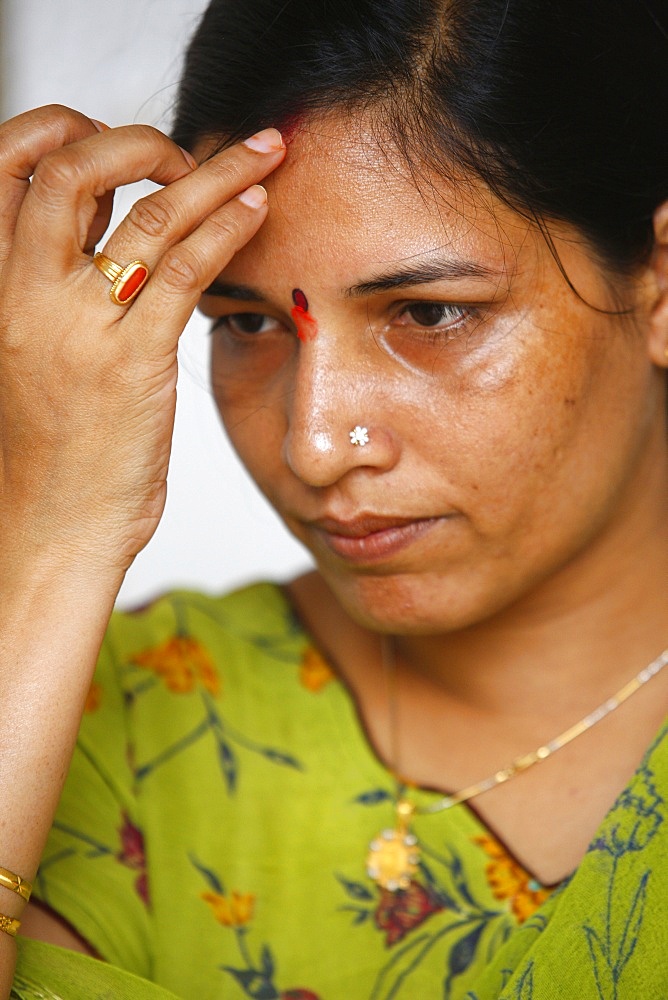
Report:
243,128,284,153
238,184,268,209
179,146,198,171
90,118,110,132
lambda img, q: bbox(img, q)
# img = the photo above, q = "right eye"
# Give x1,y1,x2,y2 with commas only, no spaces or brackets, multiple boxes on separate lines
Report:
213,313,278,335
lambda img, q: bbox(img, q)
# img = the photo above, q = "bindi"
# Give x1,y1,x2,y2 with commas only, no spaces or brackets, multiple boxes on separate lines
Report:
291,288,318,341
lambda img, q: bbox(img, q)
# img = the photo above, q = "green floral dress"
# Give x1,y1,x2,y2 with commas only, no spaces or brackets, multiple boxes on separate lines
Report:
13,583,668,999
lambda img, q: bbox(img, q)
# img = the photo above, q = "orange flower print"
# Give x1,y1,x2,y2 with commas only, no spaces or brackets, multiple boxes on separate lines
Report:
475,835,551,923
299,646,334,693
84,681,103,713
192,860,322,999
202,889,255,926
132,636,220,696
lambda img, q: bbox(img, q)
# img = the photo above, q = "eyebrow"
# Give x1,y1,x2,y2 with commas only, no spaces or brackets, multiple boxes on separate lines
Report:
203,256,502,302
343,257,502,298
203,280,264,301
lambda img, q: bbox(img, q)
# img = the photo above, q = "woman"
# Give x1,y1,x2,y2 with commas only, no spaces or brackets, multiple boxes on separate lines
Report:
2,0,667,996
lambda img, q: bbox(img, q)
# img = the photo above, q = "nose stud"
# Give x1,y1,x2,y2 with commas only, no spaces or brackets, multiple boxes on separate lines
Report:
349,425,369,447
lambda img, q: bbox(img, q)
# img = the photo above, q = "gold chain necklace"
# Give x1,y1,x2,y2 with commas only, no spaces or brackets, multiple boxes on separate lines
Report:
366,644,668,892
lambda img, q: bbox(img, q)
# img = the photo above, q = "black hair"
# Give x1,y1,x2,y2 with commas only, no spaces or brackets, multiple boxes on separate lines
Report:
173,0,668,275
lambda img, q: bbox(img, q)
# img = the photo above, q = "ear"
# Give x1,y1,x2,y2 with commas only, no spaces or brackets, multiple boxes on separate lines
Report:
648,201,668,368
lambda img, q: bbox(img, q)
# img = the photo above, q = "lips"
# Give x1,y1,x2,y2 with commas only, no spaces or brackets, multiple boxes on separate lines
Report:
308,513,444,563
313,514,428,537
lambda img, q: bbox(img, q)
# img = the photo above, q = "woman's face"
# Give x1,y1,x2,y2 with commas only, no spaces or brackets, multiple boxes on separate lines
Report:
199,119,664,633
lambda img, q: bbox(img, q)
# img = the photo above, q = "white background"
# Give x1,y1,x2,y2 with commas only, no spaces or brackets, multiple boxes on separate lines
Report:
1,0,311,607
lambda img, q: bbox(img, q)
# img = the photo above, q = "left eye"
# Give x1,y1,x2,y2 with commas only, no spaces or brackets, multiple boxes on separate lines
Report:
397,302,468,328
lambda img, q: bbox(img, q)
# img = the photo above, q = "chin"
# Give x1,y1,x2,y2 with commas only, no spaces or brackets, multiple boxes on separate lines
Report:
324,568,505,636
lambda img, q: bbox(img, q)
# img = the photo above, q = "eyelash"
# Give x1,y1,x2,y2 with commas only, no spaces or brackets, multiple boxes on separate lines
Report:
211,313,278,336
392,302,472,337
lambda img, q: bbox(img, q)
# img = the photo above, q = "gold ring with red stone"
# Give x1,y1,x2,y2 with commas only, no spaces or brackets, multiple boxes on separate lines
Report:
93,252,150,306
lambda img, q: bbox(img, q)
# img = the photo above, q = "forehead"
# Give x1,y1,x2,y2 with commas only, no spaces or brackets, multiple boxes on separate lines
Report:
207,117,542,289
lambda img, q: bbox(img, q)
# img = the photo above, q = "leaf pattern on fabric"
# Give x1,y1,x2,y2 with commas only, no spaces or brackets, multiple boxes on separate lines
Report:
126,614,306,787
351,789,395,807
589,757,664,858
193,859,322,1000
581,748,665,1000
445,923,487,990
512,962,535,1000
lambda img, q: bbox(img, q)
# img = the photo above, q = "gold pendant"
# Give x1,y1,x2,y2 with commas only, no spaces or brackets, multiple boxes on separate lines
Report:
366,798,420,892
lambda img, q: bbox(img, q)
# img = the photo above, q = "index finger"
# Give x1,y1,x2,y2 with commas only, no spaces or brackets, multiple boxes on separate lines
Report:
13,122,197,273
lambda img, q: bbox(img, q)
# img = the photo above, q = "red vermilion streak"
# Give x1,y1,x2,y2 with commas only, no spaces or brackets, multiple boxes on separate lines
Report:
291,287,318,341
280,112,305,145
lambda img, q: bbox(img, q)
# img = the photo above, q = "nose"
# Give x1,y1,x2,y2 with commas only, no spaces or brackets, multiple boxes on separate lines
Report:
282,339,400,488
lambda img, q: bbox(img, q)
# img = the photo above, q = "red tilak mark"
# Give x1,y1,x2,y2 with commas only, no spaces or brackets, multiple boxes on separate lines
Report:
291,287,318,342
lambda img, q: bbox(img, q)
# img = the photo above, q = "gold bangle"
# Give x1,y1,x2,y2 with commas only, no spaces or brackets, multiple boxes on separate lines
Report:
0,866,32,902
0,913,20,937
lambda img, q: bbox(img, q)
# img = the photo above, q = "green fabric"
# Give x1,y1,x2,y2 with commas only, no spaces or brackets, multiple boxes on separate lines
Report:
12,937,180,999
15,583,668,999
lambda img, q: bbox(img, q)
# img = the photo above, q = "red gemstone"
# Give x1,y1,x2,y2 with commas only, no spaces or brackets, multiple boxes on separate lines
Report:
117,265,148,303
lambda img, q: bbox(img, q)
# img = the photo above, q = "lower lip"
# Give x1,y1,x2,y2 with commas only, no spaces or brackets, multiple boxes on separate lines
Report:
316,518,443,563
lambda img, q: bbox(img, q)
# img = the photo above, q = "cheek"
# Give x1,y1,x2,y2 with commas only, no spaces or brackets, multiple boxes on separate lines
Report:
210,330,297,414
217,399,288,504
422,317,607,516
210,335,295,492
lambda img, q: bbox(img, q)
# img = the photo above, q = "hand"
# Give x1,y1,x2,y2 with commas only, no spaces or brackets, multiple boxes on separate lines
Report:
0,105,285,580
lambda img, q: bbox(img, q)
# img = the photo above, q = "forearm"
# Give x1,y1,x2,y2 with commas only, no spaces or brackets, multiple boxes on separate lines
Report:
0,103,284,996
0,555,123,998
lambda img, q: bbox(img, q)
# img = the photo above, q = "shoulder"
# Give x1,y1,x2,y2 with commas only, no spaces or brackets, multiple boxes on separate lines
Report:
104,580,304,663
91,581,316,714
111,579,295,636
